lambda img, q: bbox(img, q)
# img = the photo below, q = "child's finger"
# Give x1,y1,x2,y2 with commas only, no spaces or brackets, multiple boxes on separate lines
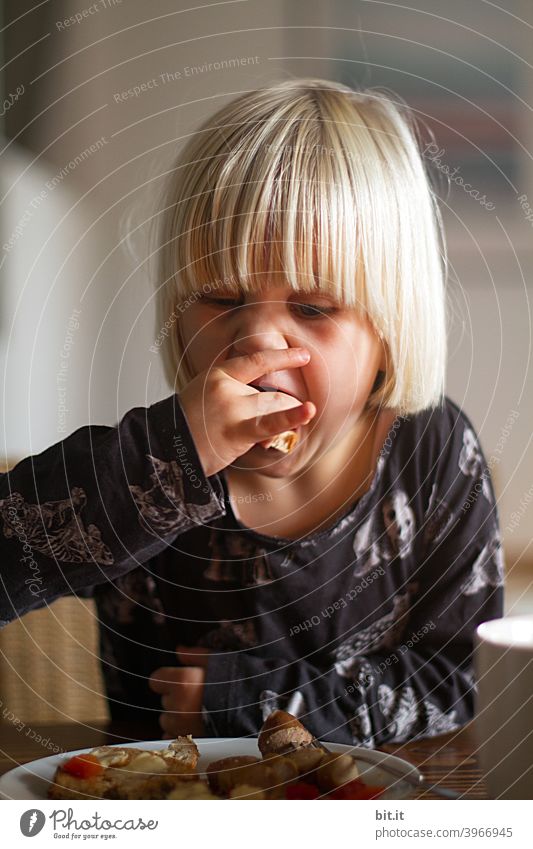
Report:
240,389,304,428
159,712,176,734
254,388,302,416
254,401,316,442
148,667,180,693
161,693,177,711
221,347,310,384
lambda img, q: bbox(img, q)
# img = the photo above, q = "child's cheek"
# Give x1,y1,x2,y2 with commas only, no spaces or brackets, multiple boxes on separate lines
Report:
179,310,220,372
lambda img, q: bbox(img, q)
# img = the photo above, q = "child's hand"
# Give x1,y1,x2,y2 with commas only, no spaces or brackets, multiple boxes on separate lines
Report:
148,646,209,738
179,348,316,477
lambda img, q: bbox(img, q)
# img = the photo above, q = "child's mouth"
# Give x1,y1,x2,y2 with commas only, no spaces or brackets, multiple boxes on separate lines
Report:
249,381,302,402
253,384,294,398
254,385,299,450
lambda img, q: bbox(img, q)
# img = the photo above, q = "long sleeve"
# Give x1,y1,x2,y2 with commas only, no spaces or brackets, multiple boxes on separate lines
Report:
0,394,226,625
202,641,471,745
202,406,504,746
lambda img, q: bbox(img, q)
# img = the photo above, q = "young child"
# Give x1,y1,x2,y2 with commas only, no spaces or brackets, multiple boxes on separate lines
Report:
0,79,503,747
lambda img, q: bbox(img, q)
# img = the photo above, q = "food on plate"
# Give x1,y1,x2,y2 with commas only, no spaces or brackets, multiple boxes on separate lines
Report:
229,784,267,800
206,753,298,799
206,756,262,795
205,746,382,799
204,711,383,799
314,752,361,791
327,778,385,800
166,781,219,800
258,709,314,755
48,737,199,800
46,712,386,800
272,746,324,774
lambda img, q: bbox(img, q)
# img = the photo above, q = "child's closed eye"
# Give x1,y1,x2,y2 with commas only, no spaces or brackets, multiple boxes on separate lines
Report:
292,303,337,318
200,296,337,319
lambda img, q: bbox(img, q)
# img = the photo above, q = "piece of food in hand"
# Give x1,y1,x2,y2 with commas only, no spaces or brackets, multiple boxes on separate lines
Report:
262,429,299,453
48,736,199,800
258,710,314,755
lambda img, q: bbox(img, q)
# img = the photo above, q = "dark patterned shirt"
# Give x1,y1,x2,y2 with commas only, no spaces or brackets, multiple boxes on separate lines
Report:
0,394,504,746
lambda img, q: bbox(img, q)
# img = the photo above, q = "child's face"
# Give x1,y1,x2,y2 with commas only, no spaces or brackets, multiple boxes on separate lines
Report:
179,283,386,476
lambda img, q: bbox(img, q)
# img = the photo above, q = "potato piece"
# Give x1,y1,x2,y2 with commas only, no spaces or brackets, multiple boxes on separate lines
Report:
229,784,266,800
284,747,325,776
167,780,219,800
262,753,299,782
315,753,360,790
121,752,172,774
89,746,136,768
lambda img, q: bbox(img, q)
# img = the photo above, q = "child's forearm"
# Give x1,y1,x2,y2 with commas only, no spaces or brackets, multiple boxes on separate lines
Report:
0,393,225,625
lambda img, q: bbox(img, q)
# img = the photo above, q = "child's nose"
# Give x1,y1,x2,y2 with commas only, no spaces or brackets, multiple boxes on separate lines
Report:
231,331,290,359
230,304,302,357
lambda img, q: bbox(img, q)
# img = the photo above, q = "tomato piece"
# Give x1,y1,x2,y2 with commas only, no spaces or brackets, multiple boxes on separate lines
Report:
62,753,104,779
285,782,321,800
328,778,385,800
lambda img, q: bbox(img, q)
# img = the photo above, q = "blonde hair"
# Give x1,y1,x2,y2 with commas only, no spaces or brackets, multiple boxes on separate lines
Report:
154,77,447,414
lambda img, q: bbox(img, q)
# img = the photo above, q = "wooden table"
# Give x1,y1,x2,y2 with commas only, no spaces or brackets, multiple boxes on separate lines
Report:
0,720,487,799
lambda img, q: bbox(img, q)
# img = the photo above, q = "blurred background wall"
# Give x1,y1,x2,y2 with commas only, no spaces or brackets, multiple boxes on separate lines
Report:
0,0,532,721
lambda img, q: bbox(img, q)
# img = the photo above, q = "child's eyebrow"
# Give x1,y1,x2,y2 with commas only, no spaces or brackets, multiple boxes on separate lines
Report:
290,288,345,306
292,289,340,300
206,283,343,304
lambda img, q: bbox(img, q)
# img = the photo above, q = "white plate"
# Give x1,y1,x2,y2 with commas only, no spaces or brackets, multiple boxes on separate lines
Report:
0,737,421,800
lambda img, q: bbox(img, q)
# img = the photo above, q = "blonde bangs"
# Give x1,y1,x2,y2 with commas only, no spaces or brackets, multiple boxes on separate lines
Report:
164,93,361,305
156,79,446,413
